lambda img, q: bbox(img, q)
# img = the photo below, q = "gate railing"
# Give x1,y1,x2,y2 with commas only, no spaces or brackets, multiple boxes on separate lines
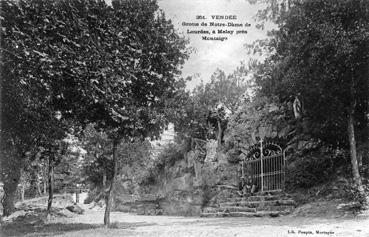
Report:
244,153,285,192
241,141,286,193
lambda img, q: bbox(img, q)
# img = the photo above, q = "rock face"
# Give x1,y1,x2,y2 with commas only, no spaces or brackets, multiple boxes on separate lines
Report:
114,192,164,215
159,189,203,216
144,150,205,216
114,140,246,216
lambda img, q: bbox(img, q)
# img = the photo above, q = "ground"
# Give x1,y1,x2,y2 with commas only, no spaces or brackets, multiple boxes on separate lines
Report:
2,207,369,237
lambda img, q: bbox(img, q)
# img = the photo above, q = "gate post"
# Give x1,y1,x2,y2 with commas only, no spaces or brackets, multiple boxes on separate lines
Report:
260,139,264,192
283,149,286,190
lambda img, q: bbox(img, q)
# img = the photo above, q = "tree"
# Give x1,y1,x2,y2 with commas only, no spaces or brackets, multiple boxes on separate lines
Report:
89,0,188,226
166,67,251,145
1,0,188,220
205,68,251,114
251,0,369,195
165,79,209,140
0,0,82,215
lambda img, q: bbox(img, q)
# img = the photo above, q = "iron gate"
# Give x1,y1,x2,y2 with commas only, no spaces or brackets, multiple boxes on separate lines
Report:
241,140,285,192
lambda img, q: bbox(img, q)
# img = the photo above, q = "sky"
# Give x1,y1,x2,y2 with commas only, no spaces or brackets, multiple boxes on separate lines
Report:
105,0,271,90
157,0,270,90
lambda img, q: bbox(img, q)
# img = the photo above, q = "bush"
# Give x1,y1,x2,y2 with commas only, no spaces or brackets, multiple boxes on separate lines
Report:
286,147,349,189
226,148,241,164
342,182,369,208
200,184,214,208
139,142,186,185
159,143,185,167
84,187,105,204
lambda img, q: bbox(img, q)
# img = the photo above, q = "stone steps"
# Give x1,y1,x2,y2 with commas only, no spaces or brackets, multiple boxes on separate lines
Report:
205,204,295,213
227,196,279,202
220,200,277,208
220,199,296,207
257,205,295,212
204,206,257,213
201,192,296,218
200,210,291,218
227,194,292,202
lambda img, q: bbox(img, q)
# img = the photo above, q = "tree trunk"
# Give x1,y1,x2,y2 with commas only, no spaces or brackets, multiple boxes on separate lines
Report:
365,56,369,173
217,120,222,146
102,170,107,188
43,159,47,195
43,180,47,195
347,73,364,188
347,112,369,207
2,183,18,216
104,139,119,227
36,172,42,197
1,144,21,216
76,192,79,203
30,168,38,197
33,166,42,197
47,156,54,214
348,111,363,187
347,74,368,205
21,184,25,202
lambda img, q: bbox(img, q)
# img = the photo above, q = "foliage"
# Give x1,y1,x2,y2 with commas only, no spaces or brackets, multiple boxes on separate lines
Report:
251,0,369,148
82,125,113,188
115,140,153,184
1,0,188,219
225,96,292,153
200,185,214,208
157,143,185,168
1,0,189,149
82,125,152,189
2,0,188,137
241,0,369,196
164,80,209,140
347,185,369,209
167,67,251,141
140,142,186,185
53,133,87,193
286,147,349,189
200,68,251,114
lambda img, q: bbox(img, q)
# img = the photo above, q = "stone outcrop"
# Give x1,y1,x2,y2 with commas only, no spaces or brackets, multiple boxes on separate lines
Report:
114,139,296,217
114,193,163,215
114,139,241,216
66,204,84,214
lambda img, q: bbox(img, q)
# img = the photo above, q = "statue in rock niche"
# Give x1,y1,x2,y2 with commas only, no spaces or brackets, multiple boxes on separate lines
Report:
293,93,304,119
206,103,230,146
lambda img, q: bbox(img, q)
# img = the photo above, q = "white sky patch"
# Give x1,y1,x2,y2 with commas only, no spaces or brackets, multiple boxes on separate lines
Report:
105,0,271,90
158,0,270,90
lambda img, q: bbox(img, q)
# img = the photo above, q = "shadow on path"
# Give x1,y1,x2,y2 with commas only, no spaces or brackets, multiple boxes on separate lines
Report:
1,223,102,237
1,221,157,237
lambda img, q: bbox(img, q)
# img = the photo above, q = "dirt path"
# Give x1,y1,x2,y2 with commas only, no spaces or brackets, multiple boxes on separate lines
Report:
3,209,368,237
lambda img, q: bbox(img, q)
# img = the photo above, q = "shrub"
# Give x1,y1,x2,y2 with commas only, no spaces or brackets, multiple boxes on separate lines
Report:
226,148,241,164
200,184,214,208
84,187,105,204
286,147,349,189
139,142,186,185
342,182,369,208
